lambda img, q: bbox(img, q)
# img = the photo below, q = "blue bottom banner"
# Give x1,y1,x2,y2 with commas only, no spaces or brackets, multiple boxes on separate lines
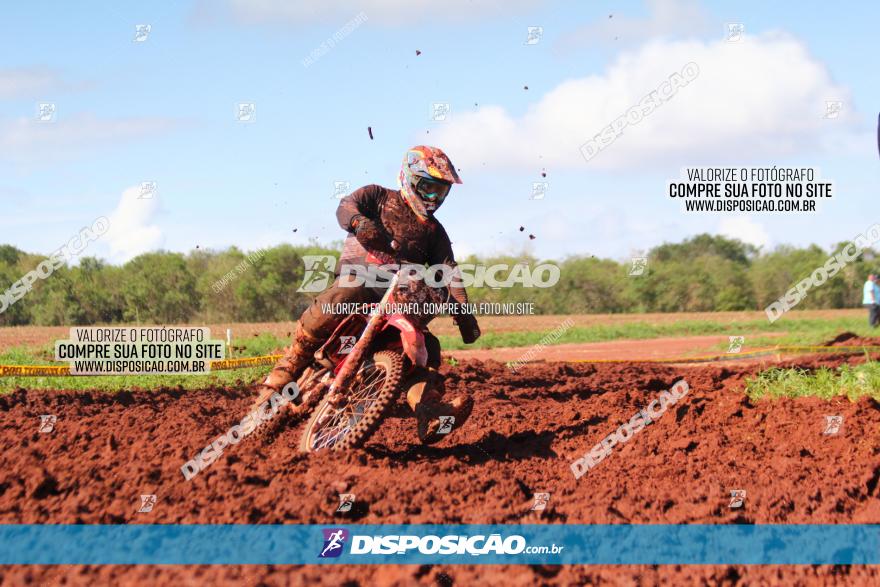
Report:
0,524,878,565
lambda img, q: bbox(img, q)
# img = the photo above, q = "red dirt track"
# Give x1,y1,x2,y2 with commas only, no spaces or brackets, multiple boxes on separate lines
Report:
1,343,880,585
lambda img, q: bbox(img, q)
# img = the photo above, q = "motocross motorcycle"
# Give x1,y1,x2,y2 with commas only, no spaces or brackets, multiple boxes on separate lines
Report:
250,249,448,453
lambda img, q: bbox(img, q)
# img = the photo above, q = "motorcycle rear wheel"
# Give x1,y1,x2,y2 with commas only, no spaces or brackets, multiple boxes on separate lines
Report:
249,366,326,440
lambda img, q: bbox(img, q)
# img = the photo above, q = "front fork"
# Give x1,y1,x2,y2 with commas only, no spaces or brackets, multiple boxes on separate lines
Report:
325,272,401,404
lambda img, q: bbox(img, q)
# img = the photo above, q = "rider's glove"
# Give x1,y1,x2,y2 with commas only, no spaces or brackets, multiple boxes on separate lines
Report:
455,313,481,344
352,215,394,254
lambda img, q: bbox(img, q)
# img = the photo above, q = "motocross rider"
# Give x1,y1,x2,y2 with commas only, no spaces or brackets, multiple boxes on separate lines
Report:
256,146,481,443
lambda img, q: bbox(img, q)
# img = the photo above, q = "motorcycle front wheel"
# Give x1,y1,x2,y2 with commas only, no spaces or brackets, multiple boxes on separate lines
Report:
299,350,404,453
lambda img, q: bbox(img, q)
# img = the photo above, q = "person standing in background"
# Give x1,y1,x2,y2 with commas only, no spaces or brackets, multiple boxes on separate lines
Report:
863,274,880,327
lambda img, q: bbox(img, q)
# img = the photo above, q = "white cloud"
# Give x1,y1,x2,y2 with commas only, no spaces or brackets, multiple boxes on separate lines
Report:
0,68,67,100
207,0,543,26
0,113,179,162
559,0,713,49
433,33,857,170
104,186,164,262
718,216,770,249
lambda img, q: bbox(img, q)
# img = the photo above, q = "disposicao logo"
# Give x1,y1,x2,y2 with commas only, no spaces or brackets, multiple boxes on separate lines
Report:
319,528,349,558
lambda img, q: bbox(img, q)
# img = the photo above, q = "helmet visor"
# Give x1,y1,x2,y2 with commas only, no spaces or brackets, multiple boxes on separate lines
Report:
414,177,452,211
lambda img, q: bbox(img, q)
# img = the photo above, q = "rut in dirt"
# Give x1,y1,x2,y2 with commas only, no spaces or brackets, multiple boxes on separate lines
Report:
1,352,878,527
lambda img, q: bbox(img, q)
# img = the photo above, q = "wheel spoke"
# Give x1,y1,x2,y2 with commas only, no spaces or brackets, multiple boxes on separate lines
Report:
308,360,388,450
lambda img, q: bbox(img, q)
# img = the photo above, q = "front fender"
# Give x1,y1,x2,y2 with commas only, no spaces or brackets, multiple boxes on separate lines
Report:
384,314,428,367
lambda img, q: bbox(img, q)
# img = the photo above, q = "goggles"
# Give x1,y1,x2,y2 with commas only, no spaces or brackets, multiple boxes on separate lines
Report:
414,177,452,210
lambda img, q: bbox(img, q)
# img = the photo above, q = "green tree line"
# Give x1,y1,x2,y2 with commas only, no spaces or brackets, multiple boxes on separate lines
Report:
0,234,876,326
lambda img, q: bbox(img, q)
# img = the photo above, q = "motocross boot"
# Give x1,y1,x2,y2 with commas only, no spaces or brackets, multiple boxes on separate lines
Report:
406,367,474,445
254,324,322,398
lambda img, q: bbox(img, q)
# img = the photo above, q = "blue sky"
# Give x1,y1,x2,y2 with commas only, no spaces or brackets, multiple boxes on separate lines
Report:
1,0,878,264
